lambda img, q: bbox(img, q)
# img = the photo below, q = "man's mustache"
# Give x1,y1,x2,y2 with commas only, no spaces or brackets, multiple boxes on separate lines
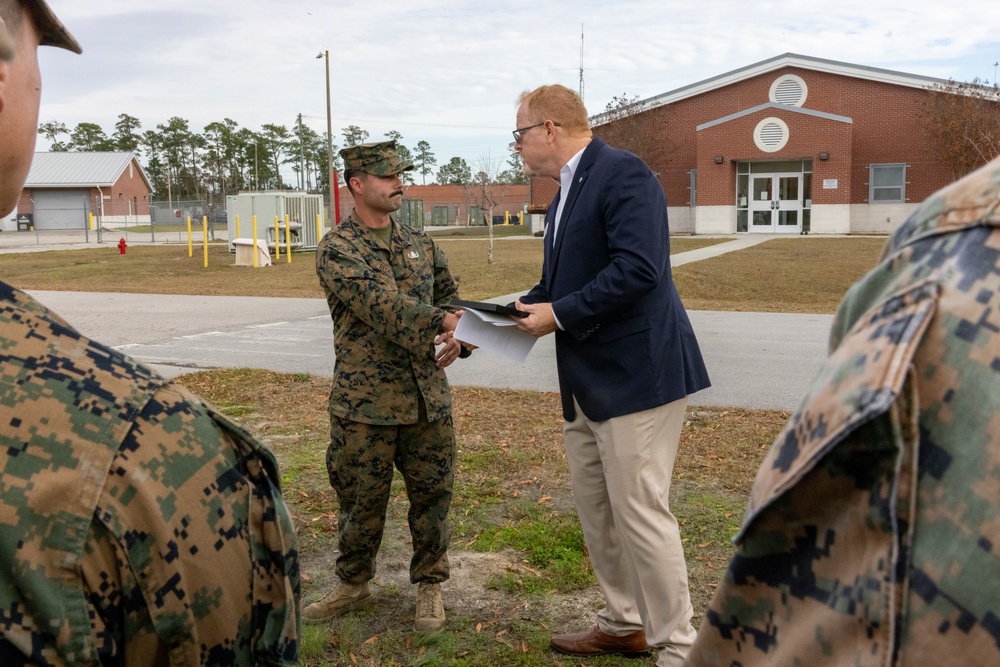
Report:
392,189,405,197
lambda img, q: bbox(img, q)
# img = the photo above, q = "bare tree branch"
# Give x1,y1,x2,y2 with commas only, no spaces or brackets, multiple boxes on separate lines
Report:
922,78,1000,179
467,153,514,264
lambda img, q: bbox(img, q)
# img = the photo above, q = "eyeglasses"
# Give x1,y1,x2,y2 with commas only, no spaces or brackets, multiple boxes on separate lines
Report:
512,121,559,144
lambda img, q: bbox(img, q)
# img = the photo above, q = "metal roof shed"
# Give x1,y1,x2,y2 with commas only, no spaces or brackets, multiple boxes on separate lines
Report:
21,152,153,230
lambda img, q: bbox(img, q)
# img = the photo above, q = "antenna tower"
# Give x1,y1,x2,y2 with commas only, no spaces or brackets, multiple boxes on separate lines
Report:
579,25,585,102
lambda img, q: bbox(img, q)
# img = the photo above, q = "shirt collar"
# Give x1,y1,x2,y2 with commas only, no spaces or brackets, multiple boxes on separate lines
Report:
559,147,587,194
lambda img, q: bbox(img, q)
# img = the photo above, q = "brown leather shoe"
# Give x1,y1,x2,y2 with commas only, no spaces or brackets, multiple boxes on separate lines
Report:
550,626,649,657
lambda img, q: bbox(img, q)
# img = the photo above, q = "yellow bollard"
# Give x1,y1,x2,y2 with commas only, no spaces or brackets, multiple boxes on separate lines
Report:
284,214,292,263
252,215,259,268
202,216,209,268
273,215,280,261
88,212,93,231
519,210,524,226
316,213,322,244
235,214,240,239
187,215,193,257
505,210,510,225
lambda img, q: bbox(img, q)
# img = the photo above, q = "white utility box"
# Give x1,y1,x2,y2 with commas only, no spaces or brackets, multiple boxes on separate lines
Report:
232,238,272,266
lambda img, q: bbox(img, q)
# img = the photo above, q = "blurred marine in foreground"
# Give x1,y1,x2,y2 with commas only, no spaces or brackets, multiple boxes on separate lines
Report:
0,2,300,664
687,155,1000,665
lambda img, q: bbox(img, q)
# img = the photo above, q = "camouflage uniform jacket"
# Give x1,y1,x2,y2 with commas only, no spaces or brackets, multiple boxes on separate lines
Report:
687,156,1000,666
315,212,460,425
0,281,300,666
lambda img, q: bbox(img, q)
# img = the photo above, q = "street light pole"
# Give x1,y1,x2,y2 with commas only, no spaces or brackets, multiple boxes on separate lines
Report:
318,50,338,229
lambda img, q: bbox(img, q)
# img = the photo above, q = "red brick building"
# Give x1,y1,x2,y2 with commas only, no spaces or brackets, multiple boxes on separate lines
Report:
531,53,965,235
337,183,529,227
17,152,152,231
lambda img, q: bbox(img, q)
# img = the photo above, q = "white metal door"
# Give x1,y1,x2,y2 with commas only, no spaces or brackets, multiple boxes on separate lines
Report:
748,174,801,233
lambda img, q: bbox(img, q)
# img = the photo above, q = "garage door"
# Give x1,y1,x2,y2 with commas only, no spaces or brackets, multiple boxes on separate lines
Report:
32,190,90,230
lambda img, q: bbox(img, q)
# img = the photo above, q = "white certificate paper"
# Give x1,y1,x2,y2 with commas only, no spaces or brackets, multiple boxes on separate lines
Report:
454,307,537,363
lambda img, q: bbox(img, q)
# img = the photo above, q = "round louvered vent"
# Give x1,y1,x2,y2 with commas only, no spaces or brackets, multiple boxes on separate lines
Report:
753,117,789,153
769,74,807,107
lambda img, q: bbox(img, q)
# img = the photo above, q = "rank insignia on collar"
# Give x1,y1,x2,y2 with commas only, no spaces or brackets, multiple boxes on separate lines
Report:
407,251,419,259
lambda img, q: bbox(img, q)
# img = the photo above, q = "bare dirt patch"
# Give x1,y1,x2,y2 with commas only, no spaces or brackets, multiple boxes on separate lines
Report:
303,546,604,634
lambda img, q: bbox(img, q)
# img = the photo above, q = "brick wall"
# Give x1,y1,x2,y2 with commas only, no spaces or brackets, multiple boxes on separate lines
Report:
338,183,529,225
530,63,965,231
620,66,955,208
16,190,31,214
106,158,152,217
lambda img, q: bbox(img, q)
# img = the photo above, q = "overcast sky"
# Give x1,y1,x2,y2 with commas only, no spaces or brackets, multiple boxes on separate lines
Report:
37,0,1000,173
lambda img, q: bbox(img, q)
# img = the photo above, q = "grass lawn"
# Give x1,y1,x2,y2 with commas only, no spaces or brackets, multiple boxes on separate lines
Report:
674,237,887,313
181,369,789,667
428,224,537,238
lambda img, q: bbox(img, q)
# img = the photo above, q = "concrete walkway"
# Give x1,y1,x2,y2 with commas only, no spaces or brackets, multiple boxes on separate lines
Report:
672,235,772,266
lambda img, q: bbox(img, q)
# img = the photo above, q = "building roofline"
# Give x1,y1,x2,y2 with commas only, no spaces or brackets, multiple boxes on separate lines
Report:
592,52,954,126
25,152,153,191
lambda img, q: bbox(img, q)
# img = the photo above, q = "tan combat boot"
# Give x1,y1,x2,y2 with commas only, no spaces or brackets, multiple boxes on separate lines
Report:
302,580,372,623
414,582,446,632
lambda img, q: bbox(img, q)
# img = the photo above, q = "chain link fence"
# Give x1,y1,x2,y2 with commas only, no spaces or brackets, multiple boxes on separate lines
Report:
1,198,227,248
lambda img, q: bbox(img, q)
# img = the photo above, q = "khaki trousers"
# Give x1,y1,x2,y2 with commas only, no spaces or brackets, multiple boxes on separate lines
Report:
563,396,697,667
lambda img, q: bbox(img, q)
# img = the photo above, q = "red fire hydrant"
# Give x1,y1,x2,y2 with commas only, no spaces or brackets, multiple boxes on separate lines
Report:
118,237,127,254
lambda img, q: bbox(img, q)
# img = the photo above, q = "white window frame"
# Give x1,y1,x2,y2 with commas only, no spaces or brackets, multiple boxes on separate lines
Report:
869,163,907,203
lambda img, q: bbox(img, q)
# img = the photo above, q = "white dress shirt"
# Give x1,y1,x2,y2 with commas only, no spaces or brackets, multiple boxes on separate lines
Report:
551,146,586,241
547,146,586,331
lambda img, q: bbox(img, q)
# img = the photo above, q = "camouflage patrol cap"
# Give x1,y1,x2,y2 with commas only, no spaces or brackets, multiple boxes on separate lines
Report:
0,22,12,60
340,140,414,176
26,0,82,54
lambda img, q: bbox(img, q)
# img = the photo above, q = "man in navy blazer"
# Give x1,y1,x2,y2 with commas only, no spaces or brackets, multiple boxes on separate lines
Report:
513,84,710,667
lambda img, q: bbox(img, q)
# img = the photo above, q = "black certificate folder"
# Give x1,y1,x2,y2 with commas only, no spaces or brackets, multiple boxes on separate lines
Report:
448,298,528,318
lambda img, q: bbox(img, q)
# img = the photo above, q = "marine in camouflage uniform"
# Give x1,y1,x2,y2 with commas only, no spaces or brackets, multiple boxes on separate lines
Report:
313,141,467,612
686,156,1000,666
0,281,301,666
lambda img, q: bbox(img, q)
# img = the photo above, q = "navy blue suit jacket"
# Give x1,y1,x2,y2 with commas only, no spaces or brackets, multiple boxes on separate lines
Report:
522,138,710,421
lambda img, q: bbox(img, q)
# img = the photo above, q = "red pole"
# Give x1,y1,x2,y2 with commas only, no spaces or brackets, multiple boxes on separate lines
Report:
322,49,341,226
333,171,341,225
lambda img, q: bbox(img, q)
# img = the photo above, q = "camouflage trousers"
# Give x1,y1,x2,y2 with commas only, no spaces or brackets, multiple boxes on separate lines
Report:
327,414,456,585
